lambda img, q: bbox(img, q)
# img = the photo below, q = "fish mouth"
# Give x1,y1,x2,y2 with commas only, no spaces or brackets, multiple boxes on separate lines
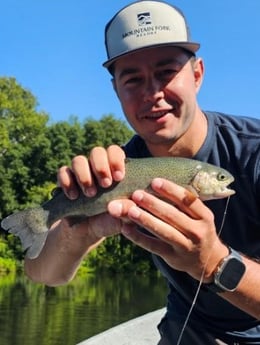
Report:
215,187,236,198
201,187,236,201
216,176,236,198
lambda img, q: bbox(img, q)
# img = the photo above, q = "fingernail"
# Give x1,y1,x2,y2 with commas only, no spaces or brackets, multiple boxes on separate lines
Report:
132,190,144,202
151,178,163,189
108,201,123,217
113,170,124,181
85,187,96,197
68,190,78,199
101,177,112,188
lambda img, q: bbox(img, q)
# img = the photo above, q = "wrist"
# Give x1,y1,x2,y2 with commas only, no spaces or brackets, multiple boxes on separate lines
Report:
205,247,246,293
203,244,230,283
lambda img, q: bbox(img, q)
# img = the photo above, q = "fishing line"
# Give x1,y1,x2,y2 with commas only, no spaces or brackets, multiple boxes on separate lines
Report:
176,196,231,345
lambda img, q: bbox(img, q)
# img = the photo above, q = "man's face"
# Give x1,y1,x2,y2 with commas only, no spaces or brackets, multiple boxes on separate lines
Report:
112,46,204,152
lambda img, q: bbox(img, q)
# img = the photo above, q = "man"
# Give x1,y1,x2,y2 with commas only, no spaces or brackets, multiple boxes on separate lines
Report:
25,1,260,344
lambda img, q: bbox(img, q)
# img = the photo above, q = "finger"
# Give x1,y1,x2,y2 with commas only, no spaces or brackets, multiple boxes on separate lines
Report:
130,189,214,244
126,203,188,246
57,166,79,199
151,178,208,219
89,147,113,188
107,145,126,181
121,223,173,257
71,155,97,197
131,189,194,233
107,199,136,218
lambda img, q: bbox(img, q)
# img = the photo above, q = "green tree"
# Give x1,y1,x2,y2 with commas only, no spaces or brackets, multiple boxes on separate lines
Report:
88,234,155,274
46,117,85,181
0,77,51,218
84,114,133,153
0,77,155,274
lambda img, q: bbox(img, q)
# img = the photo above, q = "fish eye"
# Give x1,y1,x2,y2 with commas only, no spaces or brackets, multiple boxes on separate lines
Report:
217,172,227,181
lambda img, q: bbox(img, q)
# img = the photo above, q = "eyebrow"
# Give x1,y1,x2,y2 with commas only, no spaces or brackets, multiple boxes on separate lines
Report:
118,67,139,80
118,57,185,80
156,58,180,67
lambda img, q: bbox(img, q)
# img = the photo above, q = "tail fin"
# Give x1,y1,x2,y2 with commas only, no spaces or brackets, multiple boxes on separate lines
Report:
1,207,49,259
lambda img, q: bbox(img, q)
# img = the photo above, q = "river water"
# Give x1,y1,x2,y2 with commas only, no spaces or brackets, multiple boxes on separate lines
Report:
0,272,168,345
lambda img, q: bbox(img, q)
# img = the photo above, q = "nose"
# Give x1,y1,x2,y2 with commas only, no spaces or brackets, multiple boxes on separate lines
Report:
143,77,164,102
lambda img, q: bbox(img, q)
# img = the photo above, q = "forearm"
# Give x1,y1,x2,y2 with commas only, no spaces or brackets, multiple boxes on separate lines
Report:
24,219,104,286
220,256,260,319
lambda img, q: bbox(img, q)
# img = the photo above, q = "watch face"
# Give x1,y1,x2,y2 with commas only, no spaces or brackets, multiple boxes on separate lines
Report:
218,257,246,291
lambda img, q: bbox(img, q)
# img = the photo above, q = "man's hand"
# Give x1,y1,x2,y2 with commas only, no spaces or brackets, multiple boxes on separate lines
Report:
108,177,229,283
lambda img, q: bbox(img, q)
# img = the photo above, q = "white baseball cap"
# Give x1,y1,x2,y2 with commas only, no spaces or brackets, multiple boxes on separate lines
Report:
103,0,200,69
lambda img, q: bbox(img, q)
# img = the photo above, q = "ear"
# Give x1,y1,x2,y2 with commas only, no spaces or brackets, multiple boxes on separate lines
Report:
193,57,204,93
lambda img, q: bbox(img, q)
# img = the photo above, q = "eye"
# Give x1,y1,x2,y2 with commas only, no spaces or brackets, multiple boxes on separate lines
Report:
157,69,178,80
156,66,179,80
125,76,142,85
217,172,227,181
164,68,178,75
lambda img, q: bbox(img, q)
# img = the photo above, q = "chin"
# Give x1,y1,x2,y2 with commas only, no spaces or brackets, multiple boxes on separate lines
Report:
144,133,177,146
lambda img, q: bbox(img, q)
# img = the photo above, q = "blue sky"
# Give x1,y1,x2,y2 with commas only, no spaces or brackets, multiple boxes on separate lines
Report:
1,0,260,123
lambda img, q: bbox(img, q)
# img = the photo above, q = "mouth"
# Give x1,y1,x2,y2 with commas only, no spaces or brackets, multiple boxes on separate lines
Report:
142,110,171,120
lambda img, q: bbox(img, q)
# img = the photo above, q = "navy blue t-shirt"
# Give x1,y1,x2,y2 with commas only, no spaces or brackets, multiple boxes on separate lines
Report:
123,111,260,342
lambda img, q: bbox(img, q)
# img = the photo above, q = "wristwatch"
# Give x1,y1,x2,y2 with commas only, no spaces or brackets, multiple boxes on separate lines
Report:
206,247,246,293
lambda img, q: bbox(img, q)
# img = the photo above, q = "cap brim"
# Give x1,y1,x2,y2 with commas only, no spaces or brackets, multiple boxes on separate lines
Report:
103,42,200,68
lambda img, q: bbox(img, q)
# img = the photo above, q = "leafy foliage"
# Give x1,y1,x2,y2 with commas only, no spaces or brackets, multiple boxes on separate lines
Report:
0,77,50,216
87,235,154,274
0,77,156,274
84,114,133,152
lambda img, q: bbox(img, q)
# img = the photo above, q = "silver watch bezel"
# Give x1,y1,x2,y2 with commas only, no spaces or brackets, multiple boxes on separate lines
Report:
213,247,246,292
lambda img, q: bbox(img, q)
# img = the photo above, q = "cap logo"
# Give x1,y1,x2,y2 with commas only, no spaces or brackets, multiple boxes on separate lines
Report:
137,12,152,26
122,11,170,39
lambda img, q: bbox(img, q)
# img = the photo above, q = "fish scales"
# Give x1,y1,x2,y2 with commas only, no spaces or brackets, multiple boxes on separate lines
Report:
42,157,199,224
1,157,235,259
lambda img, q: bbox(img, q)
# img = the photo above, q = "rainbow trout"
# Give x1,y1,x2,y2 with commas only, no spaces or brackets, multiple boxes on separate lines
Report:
1,157,235,259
